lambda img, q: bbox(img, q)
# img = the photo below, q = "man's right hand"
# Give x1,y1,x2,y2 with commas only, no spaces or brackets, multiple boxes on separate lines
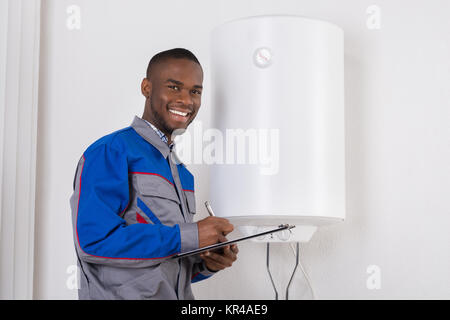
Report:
197,216,234,247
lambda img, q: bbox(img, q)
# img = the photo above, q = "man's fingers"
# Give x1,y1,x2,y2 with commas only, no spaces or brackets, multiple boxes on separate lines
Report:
224,244,238,256
202,254,231,269
215,217,234,235
200,251,227,269
198,217,235,247
224,244,238,257
218,234,229,250
200,242,239,271
225,221,234,234
205,250,237,266
202,257,223,271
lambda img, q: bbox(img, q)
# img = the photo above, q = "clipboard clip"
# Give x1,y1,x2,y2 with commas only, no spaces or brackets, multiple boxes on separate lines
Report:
278,224,295,231
278,224,296,236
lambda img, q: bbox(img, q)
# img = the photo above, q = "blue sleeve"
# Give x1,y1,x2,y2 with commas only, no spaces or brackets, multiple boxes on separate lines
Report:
72,143,182,267
191,260,217,283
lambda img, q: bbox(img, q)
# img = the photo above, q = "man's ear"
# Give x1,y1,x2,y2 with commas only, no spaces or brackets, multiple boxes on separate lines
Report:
141,78,152,98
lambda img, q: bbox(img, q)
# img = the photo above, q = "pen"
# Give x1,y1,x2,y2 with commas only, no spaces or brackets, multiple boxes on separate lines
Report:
204,201,215,217
204,201,238,254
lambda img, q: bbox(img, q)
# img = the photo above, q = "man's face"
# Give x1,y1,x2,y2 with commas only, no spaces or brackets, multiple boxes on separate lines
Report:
141,58,203,139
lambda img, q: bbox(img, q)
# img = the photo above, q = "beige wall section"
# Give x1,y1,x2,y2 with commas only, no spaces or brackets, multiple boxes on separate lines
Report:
33,0,450,299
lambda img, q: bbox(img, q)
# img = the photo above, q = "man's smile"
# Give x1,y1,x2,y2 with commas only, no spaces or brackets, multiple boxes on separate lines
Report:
168,106,192,123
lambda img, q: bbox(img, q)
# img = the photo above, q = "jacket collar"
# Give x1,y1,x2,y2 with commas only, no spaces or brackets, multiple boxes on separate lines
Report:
131,115,171,159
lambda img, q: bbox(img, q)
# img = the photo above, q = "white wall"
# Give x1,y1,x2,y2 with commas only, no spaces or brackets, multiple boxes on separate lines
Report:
0,0,40,299
34,0,450,299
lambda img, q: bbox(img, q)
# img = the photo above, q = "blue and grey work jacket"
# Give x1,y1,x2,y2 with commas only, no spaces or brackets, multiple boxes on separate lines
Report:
69,115,215,299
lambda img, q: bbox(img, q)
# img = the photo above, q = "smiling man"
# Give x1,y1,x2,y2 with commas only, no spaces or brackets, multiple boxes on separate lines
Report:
69,48,238,300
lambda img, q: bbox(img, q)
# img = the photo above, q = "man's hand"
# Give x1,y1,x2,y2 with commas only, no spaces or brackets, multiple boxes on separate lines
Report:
197,216,234,247
200,235,239,272
197,217,238,271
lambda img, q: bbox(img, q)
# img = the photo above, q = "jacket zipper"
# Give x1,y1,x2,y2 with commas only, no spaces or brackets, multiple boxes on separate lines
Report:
168,150,183,300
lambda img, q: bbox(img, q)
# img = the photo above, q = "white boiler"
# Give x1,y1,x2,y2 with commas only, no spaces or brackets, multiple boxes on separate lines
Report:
209,15,345,242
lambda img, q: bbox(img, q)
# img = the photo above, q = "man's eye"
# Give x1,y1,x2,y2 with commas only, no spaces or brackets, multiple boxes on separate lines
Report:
192,90,202,95
168,85,179,90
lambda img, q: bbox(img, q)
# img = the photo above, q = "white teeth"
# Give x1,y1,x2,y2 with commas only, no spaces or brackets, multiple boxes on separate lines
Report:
169,109,188,117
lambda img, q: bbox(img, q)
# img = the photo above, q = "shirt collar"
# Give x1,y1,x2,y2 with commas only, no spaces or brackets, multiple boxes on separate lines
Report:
130,116,172,159
143,119,174,149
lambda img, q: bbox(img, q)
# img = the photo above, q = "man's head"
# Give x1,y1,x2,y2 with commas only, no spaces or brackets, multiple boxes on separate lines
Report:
141,48,203,142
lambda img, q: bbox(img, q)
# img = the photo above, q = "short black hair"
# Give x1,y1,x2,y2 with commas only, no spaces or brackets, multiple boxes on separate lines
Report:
146,48,202,79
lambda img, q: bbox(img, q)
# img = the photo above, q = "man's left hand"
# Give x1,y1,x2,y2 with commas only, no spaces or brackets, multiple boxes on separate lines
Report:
199,239,239,272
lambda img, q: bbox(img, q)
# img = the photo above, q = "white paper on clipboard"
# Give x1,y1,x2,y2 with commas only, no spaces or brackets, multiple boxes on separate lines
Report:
171,224,296,259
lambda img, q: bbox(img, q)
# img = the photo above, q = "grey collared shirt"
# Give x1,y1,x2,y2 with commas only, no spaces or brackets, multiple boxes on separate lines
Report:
143,118,174,149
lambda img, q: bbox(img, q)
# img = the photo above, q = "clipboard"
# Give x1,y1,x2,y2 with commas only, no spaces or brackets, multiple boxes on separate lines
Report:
171,224,295,259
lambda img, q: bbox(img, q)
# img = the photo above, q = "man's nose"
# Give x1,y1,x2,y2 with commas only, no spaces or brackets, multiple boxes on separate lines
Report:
176,89,194,106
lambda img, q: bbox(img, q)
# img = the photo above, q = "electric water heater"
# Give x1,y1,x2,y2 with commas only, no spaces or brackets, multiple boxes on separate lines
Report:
209,15,345,242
